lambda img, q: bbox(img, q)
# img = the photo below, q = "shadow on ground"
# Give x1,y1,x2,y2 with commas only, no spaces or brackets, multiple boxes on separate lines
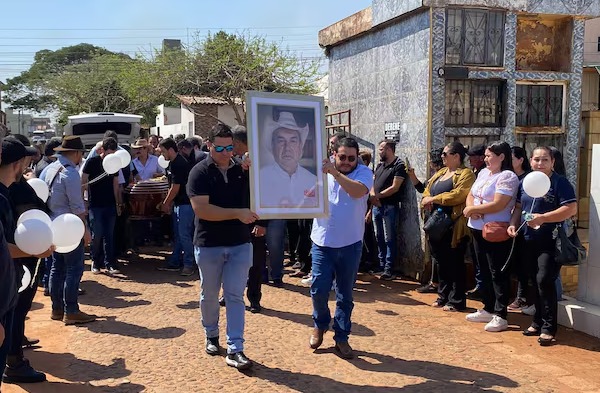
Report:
251,349,519,392
80,316,186,340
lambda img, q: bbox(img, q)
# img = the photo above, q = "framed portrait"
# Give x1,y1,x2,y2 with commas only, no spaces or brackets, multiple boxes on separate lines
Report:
246,91,328,219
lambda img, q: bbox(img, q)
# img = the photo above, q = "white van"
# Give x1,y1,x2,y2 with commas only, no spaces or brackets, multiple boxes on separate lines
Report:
63,112,143,148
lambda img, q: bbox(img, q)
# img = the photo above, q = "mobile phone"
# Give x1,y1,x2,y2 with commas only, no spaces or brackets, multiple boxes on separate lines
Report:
405,157,411,169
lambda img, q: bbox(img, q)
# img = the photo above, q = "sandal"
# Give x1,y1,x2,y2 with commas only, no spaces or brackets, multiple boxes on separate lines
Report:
431,300,445,308
442,305,457,312
522,327,540,336
538,335,556,346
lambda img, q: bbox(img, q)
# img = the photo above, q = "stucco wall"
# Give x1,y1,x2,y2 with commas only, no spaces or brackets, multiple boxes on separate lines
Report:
328,10,431,276
372,0,424,25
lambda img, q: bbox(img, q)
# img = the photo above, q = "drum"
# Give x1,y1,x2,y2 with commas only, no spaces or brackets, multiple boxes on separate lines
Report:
125,179,169,219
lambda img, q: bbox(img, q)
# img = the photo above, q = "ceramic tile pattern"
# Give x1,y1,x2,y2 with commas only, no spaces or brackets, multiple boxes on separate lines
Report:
326,0,594,274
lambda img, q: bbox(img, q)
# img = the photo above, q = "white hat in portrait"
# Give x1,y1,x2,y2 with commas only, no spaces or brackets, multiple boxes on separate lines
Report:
262,111,310,158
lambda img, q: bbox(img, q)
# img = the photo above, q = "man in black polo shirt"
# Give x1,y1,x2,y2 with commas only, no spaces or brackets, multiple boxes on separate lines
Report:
370,140,406,280
158,138,195,276
187,124,258,371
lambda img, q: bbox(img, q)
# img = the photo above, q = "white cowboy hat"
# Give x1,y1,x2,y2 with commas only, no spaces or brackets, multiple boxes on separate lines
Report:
263,111,309,153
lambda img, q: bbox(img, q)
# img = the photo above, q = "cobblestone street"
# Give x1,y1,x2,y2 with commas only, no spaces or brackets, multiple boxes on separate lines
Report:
4,249,600,393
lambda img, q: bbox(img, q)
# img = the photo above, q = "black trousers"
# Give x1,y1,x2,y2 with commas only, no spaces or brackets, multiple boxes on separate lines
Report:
429,231,467,308
471,229,513,319
296,219,312,273
286,220,300,261
7,259,38,363
513,233,531,301
247,235,267,305
0,309,14,388
525,238,561,336
361,220,377,271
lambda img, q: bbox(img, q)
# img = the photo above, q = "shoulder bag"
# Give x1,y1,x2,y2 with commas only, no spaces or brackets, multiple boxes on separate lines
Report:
555,219,587,266
424,208,453,242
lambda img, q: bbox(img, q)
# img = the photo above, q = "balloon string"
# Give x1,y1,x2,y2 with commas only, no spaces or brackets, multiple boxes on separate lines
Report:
500,197,538,272
31,258,42,288
82,172,109,187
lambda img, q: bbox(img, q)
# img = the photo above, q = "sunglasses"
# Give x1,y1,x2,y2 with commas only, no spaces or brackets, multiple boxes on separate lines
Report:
214,145,234,153
337,154,357,162
441,151,454,157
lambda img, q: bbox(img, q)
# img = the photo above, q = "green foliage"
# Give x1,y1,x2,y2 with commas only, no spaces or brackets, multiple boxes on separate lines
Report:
3,34,322,127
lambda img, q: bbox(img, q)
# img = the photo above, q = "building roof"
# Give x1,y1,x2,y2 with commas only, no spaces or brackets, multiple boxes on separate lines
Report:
177,95,229,106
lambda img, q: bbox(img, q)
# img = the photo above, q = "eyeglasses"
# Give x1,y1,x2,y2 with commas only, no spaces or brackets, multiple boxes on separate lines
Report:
337,154,357,162
213,145,234,153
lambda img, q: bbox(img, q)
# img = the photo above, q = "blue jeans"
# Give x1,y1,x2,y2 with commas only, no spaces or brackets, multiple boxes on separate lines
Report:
311,241,362,343
50,242,85,314
89,206,117,268
372,204,398,274
195,243,252,354
266,219,285,280
170,204,195,268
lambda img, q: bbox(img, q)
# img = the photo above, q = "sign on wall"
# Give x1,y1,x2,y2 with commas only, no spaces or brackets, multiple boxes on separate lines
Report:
384,122,404,142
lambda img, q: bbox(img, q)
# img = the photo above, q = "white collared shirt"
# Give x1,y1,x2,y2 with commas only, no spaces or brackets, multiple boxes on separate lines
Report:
132,154,164,181
259,163,318,208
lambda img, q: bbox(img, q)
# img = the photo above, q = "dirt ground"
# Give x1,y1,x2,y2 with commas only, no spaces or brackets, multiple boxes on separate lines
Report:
3,248,600,393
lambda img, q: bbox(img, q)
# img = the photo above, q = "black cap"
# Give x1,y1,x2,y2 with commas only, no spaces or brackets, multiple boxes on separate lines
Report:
1,136,38,165
467,144,486,156
45,138,62,156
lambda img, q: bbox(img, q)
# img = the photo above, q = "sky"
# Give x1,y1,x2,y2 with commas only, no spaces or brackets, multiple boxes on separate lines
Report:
0,0,372,108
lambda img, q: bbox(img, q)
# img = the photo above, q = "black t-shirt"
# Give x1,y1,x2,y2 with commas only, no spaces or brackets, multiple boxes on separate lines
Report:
373,158,407,205
0,183,16,244
82,155,116,208
168,154,192,206
0,219,17,319
186,156,251,247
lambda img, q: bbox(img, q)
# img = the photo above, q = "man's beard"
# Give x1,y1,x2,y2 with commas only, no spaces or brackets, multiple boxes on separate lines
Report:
336,162,356,175
379,153,387,162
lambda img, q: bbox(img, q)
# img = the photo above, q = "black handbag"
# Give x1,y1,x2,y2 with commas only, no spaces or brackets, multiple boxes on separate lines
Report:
555,220,587,266
424,208,453,242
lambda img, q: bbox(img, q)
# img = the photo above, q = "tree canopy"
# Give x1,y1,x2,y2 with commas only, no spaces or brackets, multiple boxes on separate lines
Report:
3,32,322,126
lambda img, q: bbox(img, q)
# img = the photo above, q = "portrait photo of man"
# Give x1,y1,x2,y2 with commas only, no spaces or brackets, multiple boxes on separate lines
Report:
259,110,318,208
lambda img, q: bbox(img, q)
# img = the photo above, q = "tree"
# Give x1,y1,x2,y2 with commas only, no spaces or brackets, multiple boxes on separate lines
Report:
183,31,322,125
4,44,126,113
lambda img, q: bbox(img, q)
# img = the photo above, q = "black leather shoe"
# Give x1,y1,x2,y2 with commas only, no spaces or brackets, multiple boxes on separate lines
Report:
249,303,262,313
218,297,226,307
205,337,220,356
225,352,253,370
22,337,40,348
272,279,283,288
3,358,47,383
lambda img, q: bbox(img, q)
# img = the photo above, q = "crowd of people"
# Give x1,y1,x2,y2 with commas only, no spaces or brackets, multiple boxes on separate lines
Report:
0,119,578,386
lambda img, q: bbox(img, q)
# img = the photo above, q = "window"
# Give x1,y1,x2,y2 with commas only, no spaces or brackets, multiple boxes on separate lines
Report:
446,9,505,67
516,84,564,127
445,80,505,127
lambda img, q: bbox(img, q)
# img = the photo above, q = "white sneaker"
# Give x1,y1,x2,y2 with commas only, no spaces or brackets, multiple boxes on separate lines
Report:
484,315,508,332
466,309,494,323
300,276,312,285
522,304,536,316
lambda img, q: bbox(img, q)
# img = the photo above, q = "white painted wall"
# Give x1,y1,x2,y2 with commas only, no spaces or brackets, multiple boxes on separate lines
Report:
579,144,600,306
181,104,195,136
155,105,182,127
217,105,244,127
582,72,599,111
584,18,600,66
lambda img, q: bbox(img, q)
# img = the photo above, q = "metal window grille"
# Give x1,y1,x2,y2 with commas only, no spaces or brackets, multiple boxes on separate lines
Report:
445,80,504,127
445,9,505,67
515,84,563,127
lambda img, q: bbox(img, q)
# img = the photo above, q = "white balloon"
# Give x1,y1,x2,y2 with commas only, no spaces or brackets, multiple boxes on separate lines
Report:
51,213,85,247
158,155,170,169
14,219,53,256
523,171,551,198
102,153,122,174
17,209,51,227
27,178,49,202
18,265,31,293
54,242,81,254
114,149,131,168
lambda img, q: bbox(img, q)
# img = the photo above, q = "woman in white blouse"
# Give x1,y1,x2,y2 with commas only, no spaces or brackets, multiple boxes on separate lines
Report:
463,141,519,333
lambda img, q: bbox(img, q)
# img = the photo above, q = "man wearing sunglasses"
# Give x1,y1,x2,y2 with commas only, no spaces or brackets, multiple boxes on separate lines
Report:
309,137,373,359
157,138,195,276
187,124,259,370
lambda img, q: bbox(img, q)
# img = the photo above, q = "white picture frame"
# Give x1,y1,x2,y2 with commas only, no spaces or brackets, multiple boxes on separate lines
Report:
246,91,328,219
